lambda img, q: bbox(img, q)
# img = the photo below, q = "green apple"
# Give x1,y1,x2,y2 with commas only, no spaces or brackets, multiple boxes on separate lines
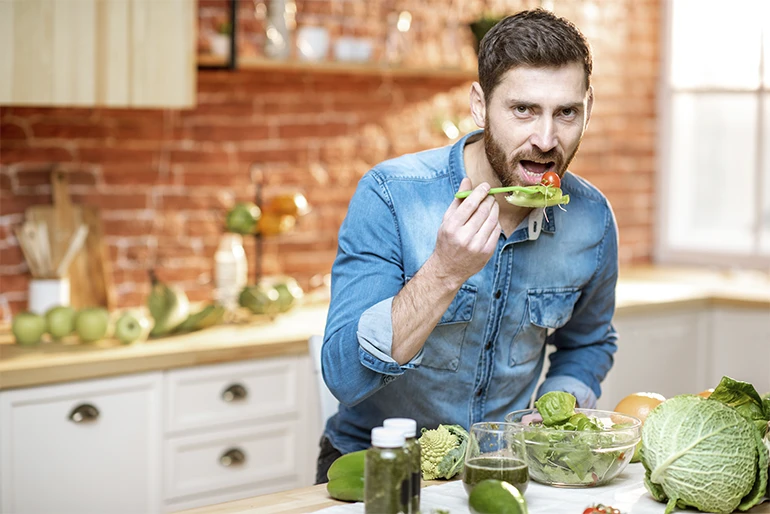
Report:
225,202,261,234
114,310,151,345
74,307,110,343
12,312,47,345
271,277,304,313
45,305,76,340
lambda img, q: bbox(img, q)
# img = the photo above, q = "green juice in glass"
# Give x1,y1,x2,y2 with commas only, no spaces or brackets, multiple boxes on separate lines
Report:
462,456,529,495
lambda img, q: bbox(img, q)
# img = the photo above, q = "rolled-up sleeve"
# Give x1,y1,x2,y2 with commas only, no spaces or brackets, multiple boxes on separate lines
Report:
357,297,424,374
321,171,421,407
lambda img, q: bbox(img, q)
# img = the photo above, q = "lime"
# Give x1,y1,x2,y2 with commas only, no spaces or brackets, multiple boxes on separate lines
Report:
468,479,529,514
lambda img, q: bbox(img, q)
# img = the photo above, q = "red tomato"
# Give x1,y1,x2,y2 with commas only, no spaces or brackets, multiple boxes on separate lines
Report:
541,171,561,188
583,509,599,514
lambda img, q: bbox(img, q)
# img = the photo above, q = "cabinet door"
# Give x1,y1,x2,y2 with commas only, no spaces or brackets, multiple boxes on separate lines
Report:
0,0,195,108
709,305,770,392
597,307,710,410
0,372,163,514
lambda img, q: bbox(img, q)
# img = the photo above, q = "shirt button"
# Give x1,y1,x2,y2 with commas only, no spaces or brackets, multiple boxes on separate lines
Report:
494,290,502,299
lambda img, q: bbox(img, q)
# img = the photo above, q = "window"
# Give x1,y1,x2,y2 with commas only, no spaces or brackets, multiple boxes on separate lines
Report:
658,0,770,268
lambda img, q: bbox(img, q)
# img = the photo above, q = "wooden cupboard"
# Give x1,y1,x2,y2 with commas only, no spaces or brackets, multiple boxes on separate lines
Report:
0,0,196,108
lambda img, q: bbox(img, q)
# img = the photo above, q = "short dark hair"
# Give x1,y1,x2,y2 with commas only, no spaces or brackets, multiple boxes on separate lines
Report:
478,9,593,100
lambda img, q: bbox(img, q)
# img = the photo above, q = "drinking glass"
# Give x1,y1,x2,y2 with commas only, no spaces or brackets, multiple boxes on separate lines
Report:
463,422,529,495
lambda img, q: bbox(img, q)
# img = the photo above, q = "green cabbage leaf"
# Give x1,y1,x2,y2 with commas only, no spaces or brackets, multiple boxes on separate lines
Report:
641,393,768,514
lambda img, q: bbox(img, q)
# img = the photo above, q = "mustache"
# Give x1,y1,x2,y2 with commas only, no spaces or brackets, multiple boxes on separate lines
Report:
513,148,561,164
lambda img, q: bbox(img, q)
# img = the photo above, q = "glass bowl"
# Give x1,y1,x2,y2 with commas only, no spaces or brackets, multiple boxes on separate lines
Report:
504,408,641,488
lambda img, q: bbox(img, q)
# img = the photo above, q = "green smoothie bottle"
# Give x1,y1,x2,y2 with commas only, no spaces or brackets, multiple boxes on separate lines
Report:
365,427,410,514
384,418,421,514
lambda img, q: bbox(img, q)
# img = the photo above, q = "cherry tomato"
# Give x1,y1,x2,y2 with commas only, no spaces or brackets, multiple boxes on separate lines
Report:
583,506,621,514
541,171,561,188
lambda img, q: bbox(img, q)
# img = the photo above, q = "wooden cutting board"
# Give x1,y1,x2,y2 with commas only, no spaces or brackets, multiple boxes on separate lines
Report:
25,170,116,310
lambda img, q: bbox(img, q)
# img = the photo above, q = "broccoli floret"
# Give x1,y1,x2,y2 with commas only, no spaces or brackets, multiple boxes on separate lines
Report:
418,424,469,480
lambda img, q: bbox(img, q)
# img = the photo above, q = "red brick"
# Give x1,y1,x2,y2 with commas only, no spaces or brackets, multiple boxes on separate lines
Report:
78,147,157,164
0,246,25,267
0,122,29,140
278,122,351,139
1,144,75,164
102,219,154,237
31,122,109,140
169,148,234,164
101,166,173,186
72,193,149,210
159,193,229,211
0,192,52,216
0,273,29,293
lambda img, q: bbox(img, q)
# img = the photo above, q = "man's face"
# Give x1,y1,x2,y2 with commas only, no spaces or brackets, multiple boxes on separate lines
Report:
481,63,592,187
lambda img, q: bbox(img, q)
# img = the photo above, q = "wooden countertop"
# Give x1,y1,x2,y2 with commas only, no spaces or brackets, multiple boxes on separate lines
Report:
0,303,329,390
1,266,767,391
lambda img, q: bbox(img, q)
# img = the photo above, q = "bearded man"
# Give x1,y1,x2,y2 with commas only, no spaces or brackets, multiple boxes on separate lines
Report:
315,8,619,483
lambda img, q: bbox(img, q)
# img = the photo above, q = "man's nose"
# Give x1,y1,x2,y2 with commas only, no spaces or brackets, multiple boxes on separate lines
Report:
530,117,557,152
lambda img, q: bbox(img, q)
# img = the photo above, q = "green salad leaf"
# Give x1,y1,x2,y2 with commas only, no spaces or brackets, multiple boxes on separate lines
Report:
524,392,636,486
504,185,570,208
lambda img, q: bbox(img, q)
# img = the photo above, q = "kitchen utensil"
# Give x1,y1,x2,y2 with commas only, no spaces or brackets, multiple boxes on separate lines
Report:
55,224,89,278
25,170,115,310
455,186,519,199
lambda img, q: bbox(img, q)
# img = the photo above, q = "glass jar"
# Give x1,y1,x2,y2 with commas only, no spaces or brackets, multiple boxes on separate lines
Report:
383,418,420,513
365,427,409,514
214,232,248,311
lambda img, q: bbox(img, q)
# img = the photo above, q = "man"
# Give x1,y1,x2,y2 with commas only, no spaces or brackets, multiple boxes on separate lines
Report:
316,9,618,483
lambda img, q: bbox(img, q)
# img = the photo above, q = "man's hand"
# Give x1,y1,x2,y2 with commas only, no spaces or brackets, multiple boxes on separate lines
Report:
390,178,501,365
426,178,502,289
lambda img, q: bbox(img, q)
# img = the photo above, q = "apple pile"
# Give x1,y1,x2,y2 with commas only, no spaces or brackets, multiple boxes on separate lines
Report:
11,306,151,346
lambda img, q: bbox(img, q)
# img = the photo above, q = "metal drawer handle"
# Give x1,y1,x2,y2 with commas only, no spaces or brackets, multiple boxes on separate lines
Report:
221,383,248,402
219,448,246,467
68,404,100,424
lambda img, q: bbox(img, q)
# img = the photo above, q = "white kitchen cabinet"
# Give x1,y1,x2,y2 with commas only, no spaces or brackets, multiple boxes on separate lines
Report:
596,305,711,410
162,355,315,513
0,0,196,108
0,372,163,514
708,304,770,393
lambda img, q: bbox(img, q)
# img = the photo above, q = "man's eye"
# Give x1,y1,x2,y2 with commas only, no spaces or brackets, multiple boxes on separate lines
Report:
562,108,575,116
515,106,528,114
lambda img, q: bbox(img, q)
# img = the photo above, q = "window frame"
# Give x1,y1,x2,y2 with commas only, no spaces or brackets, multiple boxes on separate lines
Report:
655,0,769,270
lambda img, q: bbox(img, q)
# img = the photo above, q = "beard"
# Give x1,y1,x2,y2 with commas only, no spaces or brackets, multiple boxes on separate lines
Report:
483,119,582,188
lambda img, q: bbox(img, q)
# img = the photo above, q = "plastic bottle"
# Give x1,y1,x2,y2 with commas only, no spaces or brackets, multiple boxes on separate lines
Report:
384,418,421,513
214,232,248,311
365,427,410,514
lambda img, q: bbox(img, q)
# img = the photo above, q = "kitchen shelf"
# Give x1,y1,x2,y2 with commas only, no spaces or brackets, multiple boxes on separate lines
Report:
197,54,477,80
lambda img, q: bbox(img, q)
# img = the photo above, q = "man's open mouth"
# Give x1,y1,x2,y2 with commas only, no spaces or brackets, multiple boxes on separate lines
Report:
519,160,555,183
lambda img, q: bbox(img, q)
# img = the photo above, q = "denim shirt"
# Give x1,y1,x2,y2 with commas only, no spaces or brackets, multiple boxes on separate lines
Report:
322,130,619,454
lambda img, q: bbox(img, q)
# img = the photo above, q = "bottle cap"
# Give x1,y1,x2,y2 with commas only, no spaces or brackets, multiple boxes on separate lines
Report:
383,418,417,438
371,427,406,448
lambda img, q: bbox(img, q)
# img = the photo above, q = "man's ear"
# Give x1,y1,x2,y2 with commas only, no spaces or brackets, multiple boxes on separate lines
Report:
585,86,594,128
469,82,487,128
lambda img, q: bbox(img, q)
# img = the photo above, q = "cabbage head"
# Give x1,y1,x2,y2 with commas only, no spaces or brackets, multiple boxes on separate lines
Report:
641,395,768,514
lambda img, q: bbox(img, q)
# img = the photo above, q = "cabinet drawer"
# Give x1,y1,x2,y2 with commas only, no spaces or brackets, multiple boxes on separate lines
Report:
0,372,162,514
164,357,299,434
164,421,298,501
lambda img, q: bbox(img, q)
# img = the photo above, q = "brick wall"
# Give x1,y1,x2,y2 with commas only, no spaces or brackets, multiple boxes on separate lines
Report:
0,0,659,315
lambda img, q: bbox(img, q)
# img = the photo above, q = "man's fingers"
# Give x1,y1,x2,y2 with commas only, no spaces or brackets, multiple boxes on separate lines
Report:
444,178,473,221
458,195,496,236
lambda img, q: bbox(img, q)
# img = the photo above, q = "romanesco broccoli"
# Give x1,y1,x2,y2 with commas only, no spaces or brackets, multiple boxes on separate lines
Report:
418,424,469,480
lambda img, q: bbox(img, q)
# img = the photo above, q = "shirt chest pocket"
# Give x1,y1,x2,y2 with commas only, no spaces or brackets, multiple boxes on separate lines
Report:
510,288,581,366
421,283,477,371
